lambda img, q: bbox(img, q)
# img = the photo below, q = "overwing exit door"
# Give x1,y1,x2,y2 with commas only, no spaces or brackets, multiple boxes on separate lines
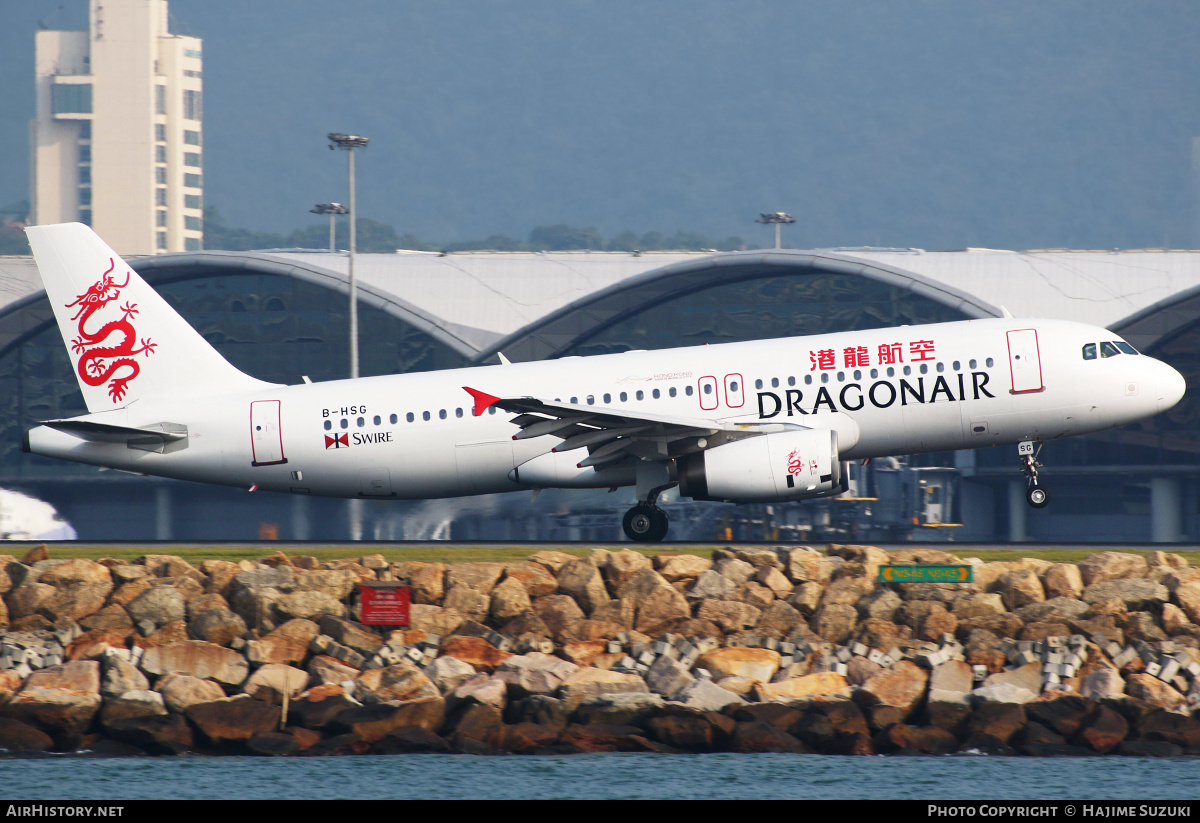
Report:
1007,329,1044,394
250,400,287,465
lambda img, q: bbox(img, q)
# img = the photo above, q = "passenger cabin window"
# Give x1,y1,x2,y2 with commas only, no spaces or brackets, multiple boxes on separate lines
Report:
1100,341,1121,358
1082,343,1097,361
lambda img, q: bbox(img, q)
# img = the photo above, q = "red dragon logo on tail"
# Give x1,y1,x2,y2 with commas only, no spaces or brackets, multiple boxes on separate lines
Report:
66,258,157,402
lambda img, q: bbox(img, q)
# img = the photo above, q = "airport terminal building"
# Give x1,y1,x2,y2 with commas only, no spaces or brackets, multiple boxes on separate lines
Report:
0,244,1197,543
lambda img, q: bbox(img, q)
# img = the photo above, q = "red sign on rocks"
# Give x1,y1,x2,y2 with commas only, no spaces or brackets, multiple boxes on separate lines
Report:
360,582,411,626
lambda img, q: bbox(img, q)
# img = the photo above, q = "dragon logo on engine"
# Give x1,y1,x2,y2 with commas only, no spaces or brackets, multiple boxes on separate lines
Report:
66,258,157,402
787,449,804,476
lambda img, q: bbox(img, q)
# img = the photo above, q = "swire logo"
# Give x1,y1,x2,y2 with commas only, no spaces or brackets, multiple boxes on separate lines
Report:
325,434,349,449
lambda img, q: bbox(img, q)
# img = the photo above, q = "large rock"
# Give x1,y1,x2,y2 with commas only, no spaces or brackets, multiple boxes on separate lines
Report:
317,616,382,653
1125,673,1186,710
493,652,578,698
407,562,446,605
695,647,781,683
422,655,479,694
654,554,711,583
1079,668,1125,701
293,569,358,601
408,605,465,637
784,547,835,585
669,679,746,712
1078,552,1149,586
1075,704,1128,754
556,668,648,709
334,698,446,742
246,619,319,665
755,600,802,639
532,594,585,641
1042,564,1084,599
227,567,296,629
995,569,1045,609
602,549,654,589
186,695,281,745
952,593,1007,619
126,585,186,632
445,562,506,596
154,674,227,714
857,589,902,622
447,674,508,712
188,606,248,645
1083,579,1169,612
489,576,532,622
811,603,857,643
242,663,308,701
645,654,695,697
139,640,250,686
556,559,610,614
1173,580,1200,624
501,562,558,598
617,568,690,634
99,690,168,727
0,662,102,745
275,590,344,622
36,559,113,622
755,672,850,701
101,655,149,697
687,570,735,601
855,660,929,716
439,584,488,622
356,661,440,703
929,660,974,694
0,717,53,752
1014,597,1090,623
696,599,761,633
439,635,512,672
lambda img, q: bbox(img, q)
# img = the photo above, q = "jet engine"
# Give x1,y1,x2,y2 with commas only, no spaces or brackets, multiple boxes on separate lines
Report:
676,429,846,503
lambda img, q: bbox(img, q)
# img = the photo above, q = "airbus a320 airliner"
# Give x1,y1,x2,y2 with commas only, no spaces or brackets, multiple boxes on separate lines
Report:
21,223,1186,541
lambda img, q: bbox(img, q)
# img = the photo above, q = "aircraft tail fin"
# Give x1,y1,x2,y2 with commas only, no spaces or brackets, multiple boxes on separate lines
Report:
26,223,273,413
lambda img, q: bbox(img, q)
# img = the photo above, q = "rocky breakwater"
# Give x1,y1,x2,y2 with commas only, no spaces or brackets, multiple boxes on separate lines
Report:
4,544,1200,756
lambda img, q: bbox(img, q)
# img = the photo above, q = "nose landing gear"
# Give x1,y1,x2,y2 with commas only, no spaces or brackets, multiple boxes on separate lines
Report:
1019,440,1049,509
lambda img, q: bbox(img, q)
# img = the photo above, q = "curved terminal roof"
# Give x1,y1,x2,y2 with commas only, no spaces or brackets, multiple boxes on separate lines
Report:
5,246,1200,358
478,249,1003,363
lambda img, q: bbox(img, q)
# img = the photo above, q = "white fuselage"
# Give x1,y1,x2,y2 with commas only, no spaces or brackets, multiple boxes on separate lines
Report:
26,317,1185,500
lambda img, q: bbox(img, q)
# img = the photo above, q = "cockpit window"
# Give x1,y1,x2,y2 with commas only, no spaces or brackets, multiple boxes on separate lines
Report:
1099,341,1121,358
1082,343,1097,361
1115,341,1139,355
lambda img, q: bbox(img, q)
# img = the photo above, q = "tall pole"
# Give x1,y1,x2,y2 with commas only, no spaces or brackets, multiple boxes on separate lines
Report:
348,147,358,379
775,223,782,250
328,212,335,253
327,134,368,380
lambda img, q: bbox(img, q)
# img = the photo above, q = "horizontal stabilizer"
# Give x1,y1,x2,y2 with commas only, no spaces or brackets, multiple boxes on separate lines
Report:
41,419,188,453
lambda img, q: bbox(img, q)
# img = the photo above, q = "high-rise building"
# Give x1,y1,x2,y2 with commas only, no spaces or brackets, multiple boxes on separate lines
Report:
31,0,203,255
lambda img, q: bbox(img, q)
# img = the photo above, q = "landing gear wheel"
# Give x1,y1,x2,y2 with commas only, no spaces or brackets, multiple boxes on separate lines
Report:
1026,485,1050,509
623,504,668,542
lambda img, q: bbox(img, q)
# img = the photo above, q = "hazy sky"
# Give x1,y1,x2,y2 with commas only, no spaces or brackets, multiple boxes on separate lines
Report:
3,1,1200,249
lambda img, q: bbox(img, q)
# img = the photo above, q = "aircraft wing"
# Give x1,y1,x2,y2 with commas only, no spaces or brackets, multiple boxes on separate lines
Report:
463,386,807,468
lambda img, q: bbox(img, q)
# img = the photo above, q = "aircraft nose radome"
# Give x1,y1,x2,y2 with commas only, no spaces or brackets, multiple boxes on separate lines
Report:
1156,360,1186,414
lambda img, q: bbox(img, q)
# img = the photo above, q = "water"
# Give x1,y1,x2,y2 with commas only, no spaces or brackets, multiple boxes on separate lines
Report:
2,754,1199,800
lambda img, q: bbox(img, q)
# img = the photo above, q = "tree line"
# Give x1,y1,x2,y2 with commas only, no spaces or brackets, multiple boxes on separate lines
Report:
202,208,747,253
0,202,748,255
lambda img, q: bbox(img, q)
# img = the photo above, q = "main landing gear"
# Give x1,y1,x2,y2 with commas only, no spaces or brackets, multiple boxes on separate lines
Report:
623,504,669,542
623,461,674,542
1019,440,1049,509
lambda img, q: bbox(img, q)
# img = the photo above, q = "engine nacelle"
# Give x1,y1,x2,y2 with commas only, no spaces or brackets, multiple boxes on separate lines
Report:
509,448,637,488
677,429,844,503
